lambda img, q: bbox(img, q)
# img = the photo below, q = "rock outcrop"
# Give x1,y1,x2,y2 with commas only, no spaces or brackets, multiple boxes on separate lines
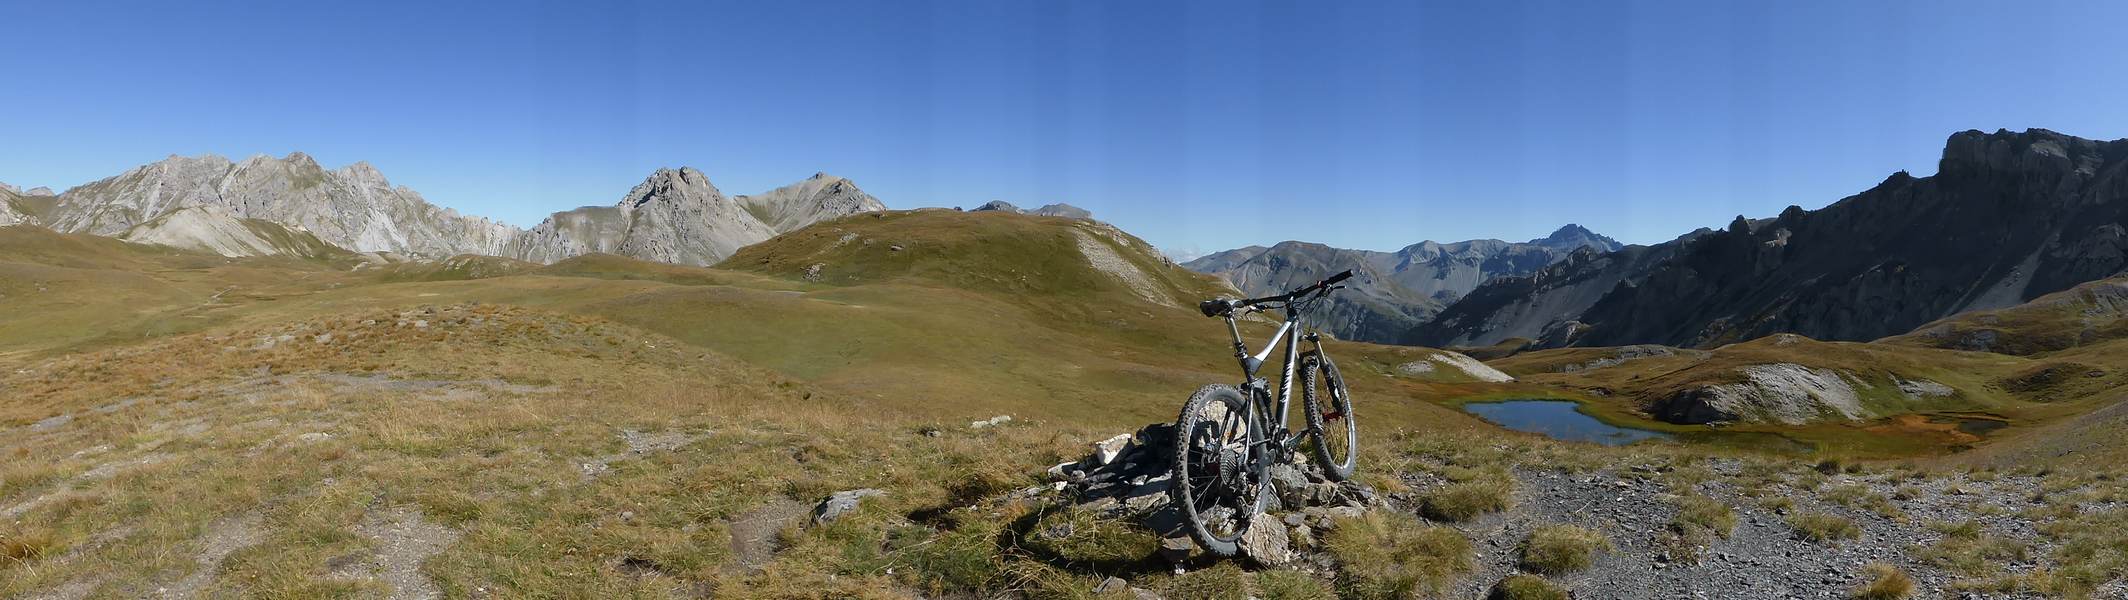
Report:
1186,225,1623,344
1650,363,1868,425
0,186,31,226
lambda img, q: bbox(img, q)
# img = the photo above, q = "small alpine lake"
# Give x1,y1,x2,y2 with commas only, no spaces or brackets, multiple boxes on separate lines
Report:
1462,399,1673,446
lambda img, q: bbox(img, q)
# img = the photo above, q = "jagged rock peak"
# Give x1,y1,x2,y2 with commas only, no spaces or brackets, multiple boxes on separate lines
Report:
621,167,725,209
971,200,1022,213
1527,223,1622,252
1939,128,2123,177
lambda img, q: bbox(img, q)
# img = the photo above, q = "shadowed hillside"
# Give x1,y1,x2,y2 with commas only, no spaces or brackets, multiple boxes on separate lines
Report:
1419,129,2128,351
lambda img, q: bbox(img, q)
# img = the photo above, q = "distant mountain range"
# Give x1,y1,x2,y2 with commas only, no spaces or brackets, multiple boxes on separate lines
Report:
0,154,891,266
12,128,2124,355
970,200,1095,219
1183,225,1622,343
1191,129,2128,352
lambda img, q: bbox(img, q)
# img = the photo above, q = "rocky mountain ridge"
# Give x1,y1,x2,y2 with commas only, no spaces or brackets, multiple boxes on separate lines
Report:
1416,128,2128,350
11,155,893,267
38,153,520,258
1184,225,1623,344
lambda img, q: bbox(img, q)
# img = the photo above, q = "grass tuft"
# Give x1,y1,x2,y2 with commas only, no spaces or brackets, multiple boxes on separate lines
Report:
1790,511,1861,544
1022,507,1162,567
1421,479,1514,522
1851,562,1915,599
1487,574,1568,600
1518,524,1610,575
1165,562,1251,600
1673,494,1736,538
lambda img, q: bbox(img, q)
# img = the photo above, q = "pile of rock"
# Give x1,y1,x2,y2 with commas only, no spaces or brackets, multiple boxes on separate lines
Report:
1041,422,1385,567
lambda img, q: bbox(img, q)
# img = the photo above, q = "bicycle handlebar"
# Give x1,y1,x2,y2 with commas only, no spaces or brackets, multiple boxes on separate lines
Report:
1201,269,1354,317
1243,269,1353,305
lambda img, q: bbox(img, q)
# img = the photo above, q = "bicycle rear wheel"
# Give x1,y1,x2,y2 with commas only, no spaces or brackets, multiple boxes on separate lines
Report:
1301,351,1358,481
1168,384,1270,557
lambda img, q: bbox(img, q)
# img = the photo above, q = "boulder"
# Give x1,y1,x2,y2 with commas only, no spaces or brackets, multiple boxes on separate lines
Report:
1239,518,1292,566
1269,464,1311,510
811,489,885,526
1094,433,1133,465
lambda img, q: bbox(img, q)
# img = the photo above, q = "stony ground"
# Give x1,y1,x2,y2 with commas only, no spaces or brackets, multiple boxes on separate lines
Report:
9,305,2128,599
1430,460,2120,599
1010,423,2128,599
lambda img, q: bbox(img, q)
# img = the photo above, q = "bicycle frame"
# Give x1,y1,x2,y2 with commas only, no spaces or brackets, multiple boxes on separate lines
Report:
1218,303,1320,452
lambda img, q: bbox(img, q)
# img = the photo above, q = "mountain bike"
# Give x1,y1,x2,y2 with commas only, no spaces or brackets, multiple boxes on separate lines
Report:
1170,269,1359,556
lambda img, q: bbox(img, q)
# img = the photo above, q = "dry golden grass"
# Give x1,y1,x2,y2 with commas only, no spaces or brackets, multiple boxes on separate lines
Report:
1321,510,1471,599
1789,511,1861,544
8,212,2128,597
1518,524,1609,575
1488,574,1568,600
1851,562,1915,599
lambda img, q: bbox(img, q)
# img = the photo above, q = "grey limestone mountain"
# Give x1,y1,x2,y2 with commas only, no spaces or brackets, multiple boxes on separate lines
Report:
1415,128,2128,350
505,167,772,267
23,155,888,266
736,172,887,234
507,168,885,266
117,205,348,259
41,153,517,257
971,200,1095,220
1183,225,1621,344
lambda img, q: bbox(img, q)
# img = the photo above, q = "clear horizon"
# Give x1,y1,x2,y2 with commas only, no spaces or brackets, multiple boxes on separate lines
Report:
5,1,2126,252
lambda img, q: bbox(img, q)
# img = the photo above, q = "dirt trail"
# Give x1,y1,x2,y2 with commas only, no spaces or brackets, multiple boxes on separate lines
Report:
159,512,264,599
725,498,812,572
332,507,462,600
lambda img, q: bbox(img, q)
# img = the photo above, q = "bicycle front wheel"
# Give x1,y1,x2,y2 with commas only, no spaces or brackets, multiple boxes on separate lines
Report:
1301,351,1358,481
1168,384,1269,557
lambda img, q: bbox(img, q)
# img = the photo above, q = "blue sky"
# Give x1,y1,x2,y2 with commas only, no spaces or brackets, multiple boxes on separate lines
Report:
4,1,2126,254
